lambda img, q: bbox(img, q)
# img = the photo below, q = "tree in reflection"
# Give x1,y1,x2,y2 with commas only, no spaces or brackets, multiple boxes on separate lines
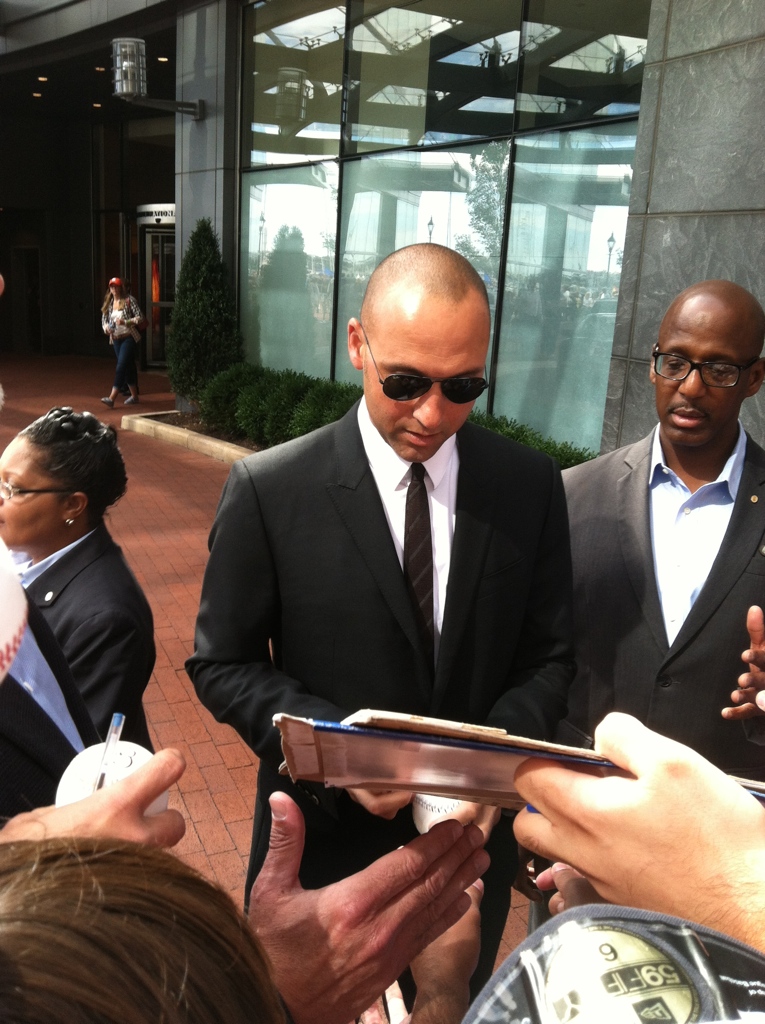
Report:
454,142,508,278
259,226,315,371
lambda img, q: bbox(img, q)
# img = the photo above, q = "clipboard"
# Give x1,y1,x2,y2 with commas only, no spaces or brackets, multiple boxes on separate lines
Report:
274,709,765,810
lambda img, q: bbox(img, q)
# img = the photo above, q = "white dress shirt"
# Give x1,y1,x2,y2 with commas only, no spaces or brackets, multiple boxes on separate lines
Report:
650,423,746,645
357,398,458,662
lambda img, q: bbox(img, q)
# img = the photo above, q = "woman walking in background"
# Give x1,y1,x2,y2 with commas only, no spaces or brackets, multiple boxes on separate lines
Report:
101,276,142,407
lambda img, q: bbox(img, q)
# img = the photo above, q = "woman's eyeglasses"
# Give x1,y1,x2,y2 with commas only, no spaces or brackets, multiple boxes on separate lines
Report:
0,481,70,501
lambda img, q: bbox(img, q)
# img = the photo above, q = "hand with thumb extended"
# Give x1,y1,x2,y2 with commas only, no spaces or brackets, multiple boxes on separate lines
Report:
248,792,489,1024
723,605,765,720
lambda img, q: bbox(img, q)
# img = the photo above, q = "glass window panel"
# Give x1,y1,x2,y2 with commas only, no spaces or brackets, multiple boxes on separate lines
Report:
345,0,522,155
517,1,650,130
240,163,339,376
334,142,509,388
493,123,635,451
242,3,345,168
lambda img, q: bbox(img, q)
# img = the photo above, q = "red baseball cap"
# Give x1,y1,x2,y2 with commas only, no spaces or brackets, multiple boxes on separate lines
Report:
109,277,123,287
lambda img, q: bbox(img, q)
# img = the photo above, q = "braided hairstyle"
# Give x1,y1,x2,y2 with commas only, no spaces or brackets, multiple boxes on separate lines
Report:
20,407,127,527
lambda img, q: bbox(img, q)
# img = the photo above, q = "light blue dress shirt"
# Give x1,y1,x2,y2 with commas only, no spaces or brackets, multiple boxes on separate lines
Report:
8,533,93,753
649,423,746,646
9,624,84,752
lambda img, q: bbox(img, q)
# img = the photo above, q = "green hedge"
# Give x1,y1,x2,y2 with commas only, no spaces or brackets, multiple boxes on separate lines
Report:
289,379,363,439
201,363,595,467
467,410,595,469
198,363,265,437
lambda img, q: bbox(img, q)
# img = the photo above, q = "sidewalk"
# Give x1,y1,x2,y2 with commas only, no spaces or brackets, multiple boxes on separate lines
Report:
0,353,530,961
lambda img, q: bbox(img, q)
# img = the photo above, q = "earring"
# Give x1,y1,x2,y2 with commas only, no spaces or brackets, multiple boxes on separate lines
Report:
65,518,74,526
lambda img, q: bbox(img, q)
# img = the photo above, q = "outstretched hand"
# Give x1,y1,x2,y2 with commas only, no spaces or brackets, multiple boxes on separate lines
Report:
357,880,483,1024
407,878,483,1024
347,786,413,818
513,713,765,952
248,792,490,1024
722,605,765,720
1,748,186,847
535,862,606,916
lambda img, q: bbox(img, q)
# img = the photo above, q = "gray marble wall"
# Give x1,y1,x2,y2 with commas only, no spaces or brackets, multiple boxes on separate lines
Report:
602,0,765,451
175,0,239,278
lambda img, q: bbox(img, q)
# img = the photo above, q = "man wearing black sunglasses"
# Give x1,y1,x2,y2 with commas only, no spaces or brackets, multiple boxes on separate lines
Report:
188,243,575,994
558,279,765,781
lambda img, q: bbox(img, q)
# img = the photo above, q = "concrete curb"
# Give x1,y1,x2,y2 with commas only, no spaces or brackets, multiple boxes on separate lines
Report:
121,410,252,464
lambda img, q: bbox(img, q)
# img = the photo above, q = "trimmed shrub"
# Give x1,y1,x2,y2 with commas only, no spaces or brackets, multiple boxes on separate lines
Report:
288,379,363,439
166,219,243,403
198,363,264,437
207,362,593,467
235,368,282,447
468,409,595,469
261,371,317,447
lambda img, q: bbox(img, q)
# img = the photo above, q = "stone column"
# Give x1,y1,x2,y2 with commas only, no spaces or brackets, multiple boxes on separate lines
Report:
602,0,765,451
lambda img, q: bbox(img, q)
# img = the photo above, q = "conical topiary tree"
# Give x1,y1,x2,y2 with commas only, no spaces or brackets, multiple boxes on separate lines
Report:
166,218,243,404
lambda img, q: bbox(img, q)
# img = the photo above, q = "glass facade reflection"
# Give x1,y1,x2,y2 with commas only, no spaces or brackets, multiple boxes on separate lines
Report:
517,2,647,130
240,163,339,376
240,0,649,449
495,125,636,450
334,143,507,386
344,0,523,153
242,5,345,168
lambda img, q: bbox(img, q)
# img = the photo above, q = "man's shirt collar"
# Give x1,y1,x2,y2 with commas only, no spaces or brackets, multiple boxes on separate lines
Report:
357,397,457,488
649,422,746,500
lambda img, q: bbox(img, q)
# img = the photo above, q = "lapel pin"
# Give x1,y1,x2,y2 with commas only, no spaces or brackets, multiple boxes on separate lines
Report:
752,495,759,503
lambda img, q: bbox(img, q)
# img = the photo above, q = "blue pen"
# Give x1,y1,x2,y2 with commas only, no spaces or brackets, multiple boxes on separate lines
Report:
92,713,125,793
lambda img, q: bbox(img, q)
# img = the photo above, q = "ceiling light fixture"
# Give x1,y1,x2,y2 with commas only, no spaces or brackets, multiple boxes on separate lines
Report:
38,76,48,82
111,38,204,120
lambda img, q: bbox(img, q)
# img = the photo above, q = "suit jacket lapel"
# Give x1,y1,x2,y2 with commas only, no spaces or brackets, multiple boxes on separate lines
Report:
432,425,495,708
325,409,431,685
670,437,765,653
25,601,100,746
616,433,668,655
26,523,112,609
0,674,77,779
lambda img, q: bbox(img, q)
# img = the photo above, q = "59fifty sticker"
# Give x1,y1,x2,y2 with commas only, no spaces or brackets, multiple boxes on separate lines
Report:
543,923,701,1023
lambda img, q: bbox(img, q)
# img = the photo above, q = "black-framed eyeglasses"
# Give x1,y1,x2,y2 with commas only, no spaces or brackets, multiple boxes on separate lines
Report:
653,351,760,389
359,323,488,404
0,481,70,501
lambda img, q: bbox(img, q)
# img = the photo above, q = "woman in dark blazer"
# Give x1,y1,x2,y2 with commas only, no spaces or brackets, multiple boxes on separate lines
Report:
0,407,155,747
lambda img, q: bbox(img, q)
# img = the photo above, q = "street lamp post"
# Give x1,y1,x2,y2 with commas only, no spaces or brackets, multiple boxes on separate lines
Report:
606,232,616,291
427,216,434,243
258,211,266,274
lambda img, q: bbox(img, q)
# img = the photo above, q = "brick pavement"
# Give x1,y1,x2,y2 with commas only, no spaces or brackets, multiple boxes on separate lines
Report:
0,352,529,962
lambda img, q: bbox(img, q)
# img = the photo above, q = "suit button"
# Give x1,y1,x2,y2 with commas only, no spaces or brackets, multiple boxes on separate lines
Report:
658,677,672,687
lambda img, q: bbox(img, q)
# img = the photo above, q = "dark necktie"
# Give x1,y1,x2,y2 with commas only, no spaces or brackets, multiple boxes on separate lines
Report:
404,462,434,668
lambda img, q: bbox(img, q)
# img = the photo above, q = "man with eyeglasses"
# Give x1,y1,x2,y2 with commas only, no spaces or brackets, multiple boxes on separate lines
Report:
556,279,765,780
188,243,575,993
